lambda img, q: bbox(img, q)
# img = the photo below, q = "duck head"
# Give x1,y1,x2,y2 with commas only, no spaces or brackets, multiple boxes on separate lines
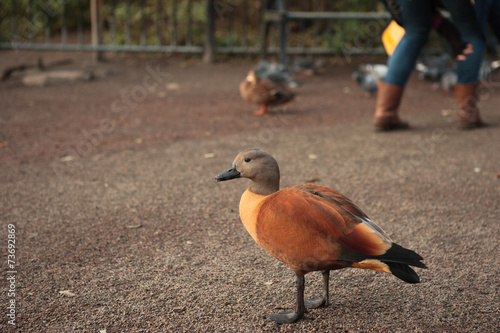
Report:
215,149,280,195
245,70,259,83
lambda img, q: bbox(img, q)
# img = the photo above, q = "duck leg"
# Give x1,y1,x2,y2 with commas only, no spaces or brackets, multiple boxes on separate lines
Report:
270,274,305,324
304,270,330,309
254,104,267,116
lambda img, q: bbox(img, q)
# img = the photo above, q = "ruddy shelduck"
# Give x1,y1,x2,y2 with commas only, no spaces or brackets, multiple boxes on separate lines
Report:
215,149,426,323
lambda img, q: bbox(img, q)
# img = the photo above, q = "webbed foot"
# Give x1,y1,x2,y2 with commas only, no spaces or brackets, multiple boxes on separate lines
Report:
254,105,267,116
269,310,302,324
305,296,328,309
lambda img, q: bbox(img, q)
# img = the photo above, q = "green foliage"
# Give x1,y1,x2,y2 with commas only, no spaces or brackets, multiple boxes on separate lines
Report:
1,0,388,54
98,1,207,46
0,0,91,42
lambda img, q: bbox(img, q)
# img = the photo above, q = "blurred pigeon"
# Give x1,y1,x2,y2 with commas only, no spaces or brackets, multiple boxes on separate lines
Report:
351,63,387,95
352,71,378,96
357,64,388,80
254,60,300,88
479,60,500,80
416,52,452,82
288,58,326,76
440,70,458,93
440,60,500,92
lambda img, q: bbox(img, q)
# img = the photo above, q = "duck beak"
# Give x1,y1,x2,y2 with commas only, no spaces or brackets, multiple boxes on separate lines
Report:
215,165,240,182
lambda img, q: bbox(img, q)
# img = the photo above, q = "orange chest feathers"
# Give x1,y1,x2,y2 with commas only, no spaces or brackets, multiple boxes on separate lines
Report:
238,188,266,245
238,188,343,273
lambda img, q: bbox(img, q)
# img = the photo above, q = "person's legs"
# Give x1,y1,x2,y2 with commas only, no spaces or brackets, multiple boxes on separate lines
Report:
384,0,433,86
441,0,484,84
441,0,487,128
487,0,500,44
374,0,432,130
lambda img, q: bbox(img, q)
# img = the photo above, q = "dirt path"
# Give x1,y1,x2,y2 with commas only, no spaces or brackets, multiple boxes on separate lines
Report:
1,50,499,332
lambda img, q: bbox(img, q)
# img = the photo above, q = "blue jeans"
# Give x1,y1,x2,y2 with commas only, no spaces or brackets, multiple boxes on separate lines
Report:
475,0,500,43
384,0,484,86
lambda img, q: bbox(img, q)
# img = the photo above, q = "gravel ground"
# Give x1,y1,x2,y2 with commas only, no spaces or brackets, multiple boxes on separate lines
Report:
0,50,499,332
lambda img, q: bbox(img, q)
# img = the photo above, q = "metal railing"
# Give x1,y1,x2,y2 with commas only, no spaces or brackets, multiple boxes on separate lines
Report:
2,0,207,53
0,1,391,60
260,0,391,64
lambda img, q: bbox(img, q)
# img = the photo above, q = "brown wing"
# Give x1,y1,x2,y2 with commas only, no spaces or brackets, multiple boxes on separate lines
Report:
239,78,294,106
293,184,370,219
292,184,393,245
255,186,392,274
260,79,295,106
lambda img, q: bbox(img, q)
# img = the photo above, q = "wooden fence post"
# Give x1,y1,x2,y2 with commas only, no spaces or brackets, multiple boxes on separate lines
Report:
203,0,215,63
91,0,103,61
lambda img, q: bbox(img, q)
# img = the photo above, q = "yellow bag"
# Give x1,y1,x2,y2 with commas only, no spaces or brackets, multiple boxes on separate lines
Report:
382,20,405,56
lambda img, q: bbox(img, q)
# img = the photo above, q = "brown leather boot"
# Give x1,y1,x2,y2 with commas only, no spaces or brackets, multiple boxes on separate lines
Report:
373,81,409,131
453,82,487,129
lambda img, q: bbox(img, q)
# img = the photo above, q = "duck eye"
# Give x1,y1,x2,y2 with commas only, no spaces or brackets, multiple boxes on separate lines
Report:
244,158,251,163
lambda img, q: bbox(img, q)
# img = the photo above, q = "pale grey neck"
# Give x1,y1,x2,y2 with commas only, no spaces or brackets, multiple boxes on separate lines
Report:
250,175,280,196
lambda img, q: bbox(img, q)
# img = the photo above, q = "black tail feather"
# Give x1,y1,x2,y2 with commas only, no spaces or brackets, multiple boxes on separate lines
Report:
387,263,421,283
377,243,427,269
340,242,427,283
